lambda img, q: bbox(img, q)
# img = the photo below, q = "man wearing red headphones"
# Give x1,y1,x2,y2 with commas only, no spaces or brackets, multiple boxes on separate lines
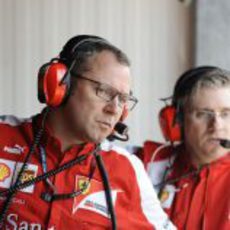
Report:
0,35,175,229
140,66,230,230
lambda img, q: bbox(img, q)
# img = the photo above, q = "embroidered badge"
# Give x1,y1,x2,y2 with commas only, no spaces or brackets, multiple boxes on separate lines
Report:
72,175,121,218
13,162,38,193
0,162,11,182
3,144,27,155
159,184,178,209
0,159,38,193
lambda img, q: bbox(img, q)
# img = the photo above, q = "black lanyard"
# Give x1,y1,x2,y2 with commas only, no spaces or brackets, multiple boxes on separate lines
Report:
0,147,96,198
40,144,116,229
39,146,57,193
39,145,97,202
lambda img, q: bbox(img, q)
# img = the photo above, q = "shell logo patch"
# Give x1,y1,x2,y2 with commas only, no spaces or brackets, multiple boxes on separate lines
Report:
0,159,38,193
0,159,16,189
0,163,11,182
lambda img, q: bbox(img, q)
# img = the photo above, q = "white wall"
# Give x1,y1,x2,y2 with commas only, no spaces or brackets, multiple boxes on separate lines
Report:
195,0,230,69
0,0,194,146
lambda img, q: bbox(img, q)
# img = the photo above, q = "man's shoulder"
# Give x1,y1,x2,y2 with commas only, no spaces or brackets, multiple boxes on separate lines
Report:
0,115,32,127
101,140,138,159
101,140,145,168
140,140,185,166
0,115,33,141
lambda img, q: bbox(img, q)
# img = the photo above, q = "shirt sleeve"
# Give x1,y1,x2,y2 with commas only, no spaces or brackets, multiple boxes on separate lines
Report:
129,153,176,230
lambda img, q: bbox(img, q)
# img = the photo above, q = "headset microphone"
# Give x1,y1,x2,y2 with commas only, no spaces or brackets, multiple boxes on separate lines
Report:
219,139,230,148
107,122,129,142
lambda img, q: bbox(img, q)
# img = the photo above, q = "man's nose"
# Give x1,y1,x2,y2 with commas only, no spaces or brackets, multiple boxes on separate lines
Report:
105,95,121,113
208,113,224,129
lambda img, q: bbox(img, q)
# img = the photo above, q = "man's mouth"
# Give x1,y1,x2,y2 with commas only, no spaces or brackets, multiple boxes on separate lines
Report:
208,138,225,145
98,121,112,129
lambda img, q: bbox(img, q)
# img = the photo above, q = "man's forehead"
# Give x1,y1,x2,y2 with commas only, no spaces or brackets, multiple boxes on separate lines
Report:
189,86,230,107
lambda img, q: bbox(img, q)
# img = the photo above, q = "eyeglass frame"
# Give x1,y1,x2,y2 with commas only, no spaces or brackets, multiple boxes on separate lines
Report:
186,108,230,123
72,74,138,111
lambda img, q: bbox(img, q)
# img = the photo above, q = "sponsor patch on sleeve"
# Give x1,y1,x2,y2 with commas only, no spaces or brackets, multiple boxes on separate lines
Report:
0,159,16,188
13,162,38,193
0,159,38,193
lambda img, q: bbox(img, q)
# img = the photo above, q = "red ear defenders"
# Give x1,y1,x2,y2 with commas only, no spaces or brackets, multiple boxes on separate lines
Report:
158,66,219,142
38,37,108,107
120,105,129,122
38,60,70,107
37,36,130,123
37,58,129,122
159,105,181,142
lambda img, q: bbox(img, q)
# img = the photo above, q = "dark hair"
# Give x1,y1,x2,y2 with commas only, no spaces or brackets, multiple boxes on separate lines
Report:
172,65,230,123
59,34,130,77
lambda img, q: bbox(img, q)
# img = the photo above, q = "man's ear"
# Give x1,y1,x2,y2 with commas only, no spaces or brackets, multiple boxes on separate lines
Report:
120,105,129,122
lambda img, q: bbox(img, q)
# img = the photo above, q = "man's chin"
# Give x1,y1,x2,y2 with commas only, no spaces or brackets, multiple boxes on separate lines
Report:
86,127,113,143
202,147,227,161
89,134,109,144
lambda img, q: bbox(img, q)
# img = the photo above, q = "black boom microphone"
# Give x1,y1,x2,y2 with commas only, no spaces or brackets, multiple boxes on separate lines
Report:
107,122,129,142
220,139,230,148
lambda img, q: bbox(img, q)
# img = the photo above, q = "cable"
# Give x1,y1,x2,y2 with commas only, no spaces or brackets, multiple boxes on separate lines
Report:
93,145,117,230
40,150,96,202
0,107,50,227
154,164,207,189
0,152,92,198
0,121,116,229
107,122,129,142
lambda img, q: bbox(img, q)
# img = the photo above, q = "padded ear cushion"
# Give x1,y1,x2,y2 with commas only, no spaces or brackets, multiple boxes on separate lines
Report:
38,62,69,107
38,63,49,103
159,105,181,142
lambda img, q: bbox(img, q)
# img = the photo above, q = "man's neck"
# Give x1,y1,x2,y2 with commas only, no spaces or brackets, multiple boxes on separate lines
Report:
46,110,84,152
189,150,228,167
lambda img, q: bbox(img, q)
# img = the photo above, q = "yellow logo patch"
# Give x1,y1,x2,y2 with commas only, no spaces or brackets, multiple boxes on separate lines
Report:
78,177,91,195
0,163,10,182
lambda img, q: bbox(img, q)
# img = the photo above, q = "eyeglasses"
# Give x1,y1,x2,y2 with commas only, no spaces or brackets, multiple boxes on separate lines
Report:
76,75,138,111
188,108,230,123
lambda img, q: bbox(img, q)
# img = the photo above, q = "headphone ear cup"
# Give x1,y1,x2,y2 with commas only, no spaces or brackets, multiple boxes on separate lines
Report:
120,105,129,122
38,62,69,107
38,63,49,103
159,105,181,142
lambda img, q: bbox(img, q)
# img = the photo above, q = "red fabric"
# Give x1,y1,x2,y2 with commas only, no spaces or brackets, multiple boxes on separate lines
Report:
0,114,169,230
142,140,230,230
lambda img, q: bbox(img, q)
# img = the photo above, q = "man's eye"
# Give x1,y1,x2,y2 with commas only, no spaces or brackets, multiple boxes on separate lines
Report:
97,87,106,94
196,111,208,118
98,87,109,96
221,111,230,118
119,95,129,104
97,86,115,100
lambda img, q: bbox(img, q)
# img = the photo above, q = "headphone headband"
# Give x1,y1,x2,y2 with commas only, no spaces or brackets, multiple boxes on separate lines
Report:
38,36,108,107
71,37,108,56
59,35,108,67
172,66,219,107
